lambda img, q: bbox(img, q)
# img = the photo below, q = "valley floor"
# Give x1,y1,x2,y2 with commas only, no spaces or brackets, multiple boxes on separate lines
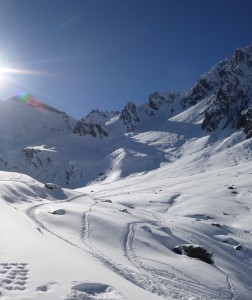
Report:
0,161,252,299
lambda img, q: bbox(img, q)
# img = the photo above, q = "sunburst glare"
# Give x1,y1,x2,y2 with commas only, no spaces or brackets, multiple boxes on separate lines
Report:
0,63,5,87
0,57,61,101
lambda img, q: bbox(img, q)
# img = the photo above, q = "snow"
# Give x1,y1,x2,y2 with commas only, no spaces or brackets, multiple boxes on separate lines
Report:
1,45,252,299
0,172,162,300
1,130,252,299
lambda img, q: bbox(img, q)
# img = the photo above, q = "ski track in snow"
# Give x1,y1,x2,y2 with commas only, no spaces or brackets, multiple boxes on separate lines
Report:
150,211,251,300
26,202,83,251
25,193,252,299
122,219,232,300
173,225,252,300
27,197,163,298
80,203,162,297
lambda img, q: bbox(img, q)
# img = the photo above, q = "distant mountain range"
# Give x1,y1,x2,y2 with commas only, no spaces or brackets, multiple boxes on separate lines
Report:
1,45,252,187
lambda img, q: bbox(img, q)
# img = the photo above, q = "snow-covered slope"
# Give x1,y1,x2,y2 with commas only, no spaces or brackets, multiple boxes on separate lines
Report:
0,138,252,299
1,44,252,299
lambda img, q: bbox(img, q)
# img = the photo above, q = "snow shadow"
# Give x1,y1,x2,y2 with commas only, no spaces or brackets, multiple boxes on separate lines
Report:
66,281,124,300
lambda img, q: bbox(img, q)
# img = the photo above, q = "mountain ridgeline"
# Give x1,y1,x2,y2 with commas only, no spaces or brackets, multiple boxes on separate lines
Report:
0,45,252,187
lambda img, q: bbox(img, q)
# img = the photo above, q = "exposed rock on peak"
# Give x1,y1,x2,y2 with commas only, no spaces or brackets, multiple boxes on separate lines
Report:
237,109,252,138
182,59,230,108
85,109,120,124
149,92,168,110
148,91,180,110
120,101,140,132
73,118,108,138
200,45,252,133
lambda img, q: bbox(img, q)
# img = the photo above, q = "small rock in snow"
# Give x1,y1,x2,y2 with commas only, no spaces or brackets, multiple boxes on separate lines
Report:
44,183,62,190
51,209,65,215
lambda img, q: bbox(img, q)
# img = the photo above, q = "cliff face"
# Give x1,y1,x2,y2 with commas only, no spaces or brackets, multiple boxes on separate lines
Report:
73,118,108,138
198,46,252,135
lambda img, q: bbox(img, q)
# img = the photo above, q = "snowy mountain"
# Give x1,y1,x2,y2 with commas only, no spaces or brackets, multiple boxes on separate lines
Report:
1,46,252,188
1,45,252,299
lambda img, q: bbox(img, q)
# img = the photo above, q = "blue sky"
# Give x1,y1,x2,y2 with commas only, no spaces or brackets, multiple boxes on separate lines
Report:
0,0,252,118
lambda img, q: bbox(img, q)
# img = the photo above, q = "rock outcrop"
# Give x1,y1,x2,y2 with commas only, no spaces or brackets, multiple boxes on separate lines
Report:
120,102,140,132
174,244,214,264
73,118,108,138
198,46,252,135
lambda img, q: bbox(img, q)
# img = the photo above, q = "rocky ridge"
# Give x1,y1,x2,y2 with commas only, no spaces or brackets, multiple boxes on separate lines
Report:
0,44,252,187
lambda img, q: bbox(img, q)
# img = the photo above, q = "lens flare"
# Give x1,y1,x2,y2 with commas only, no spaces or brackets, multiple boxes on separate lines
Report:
15,92,45,109
2,67,54,77
0,65,6,87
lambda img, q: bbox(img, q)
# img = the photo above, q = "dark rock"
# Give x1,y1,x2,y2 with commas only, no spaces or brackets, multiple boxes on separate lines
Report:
185,81,209,106
51,209,65,215
182,59,227,108
149,92,167,110
44,183,62,190
102,199,112,203
120,102,140,132
174,247,182,255
147,91,180,113
211,223,221,227
174,244,214,264
200,45,252,133
73,118,108,138
235,244,242,251
195,214,213,220
227,186,236,190
201,88,231,131
237,109,252,139
23,147,42,168
142,225,152,233
234,48,245,65
85,109,120,122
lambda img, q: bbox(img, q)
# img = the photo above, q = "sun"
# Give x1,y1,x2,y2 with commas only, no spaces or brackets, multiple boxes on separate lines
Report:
0,58,57,94
0,62,10,87
0,64,5,87
0,62,35,88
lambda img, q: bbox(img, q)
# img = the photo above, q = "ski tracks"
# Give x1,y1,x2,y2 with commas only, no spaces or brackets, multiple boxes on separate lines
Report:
122,212,242,299
123,221,218,299
26,197,249,299
171,226,249,299
26,203,83,251
80,205,160,297
27,199,159,298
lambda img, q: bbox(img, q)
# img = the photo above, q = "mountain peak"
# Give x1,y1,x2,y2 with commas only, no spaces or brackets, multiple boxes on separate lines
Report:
8,94,66,115
200,44,252,133
1,44,252,187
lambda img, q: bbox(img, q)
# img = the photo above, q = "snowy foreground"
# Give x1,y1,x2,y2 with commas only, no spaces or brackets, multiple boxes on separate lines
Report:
1,145,252,300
